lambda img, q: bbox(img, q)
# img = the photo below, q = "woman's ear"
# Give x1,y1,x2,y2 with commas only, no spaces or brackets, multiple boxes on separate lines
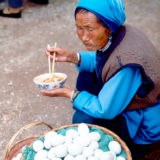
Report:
108,29,113,38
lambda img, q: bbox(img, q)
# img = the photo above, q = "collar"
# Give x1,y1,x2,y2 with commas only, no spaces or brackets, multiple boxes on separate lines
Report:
97,39,112,54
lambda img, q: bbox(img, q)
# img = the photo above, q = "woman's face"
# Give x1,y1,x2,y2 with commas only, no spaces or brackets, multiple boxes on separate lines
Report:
76,12,111,51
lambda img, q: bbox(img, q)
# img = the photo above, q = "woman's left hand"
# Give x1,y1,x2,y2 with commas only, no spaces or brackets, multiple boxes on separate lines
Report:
40,87,73,98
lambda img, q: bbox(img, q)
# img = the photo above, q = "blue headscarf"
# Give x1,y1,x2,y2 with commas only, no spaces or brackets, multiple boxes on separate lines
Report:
75,0,126,34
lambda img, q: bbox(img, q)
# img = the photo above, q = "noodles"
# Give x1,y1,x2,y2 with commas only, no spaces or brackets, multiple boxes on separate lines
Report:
36,74,64,83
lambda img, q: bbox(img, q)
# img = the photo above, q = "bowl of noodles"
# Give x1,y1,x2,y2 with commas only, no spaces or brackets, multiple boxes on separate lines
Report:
33,72,67,90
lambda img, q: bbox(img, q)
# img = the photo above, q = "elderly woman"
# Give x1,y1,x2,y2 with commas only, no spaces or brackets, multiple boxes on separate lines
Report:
41,0,160,159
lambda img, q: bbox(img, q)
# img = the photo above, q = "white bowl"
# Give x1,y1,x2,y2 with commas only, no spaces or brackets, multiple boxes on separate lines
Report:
33,72,67,90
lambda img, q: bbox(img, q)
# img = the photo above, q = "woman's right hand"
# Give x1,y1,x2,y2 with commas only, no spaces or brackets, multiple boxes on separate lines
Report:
46,46,79,64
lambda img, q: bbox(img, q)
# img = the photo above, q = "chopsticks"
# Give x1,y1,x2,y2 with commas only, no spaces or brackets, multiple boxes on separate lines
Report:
47,43,57,80
48,44,51,74
51,43,57,80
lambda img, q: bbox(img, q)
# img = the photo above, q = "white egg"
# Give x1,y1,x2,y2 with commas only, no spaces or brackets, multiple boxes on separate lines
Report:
74,135,91,147
12,158,17,160
108,140,121,155
66,129,79,139
16,153,22,159
34,150,48,160
99,151,116,160
117,156,126,160
33,140,44,152
89,141,99,150
68,143,83,156
65,136,73,144
64,154,74,160
48,147,56,159
44,139,52,149
94,149,103,159
88,156,97,160
89,132,101,142
50,134,65,146
83,147,94,158
48,144,68,158
45,131,57,140
52,158,62,160
55,144,68,158
74,154,86,160
78,123,89,136
41,158,50,160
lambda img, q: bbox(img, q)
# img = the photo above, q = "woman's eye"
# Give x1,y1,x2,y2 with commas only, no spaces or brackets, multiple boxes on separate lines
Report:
88,28,93,32
77,26,82,30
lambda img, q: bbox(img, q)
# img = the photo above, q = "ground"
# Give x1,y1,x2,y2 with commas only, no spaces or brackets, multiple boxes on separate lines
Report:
0,0,160,159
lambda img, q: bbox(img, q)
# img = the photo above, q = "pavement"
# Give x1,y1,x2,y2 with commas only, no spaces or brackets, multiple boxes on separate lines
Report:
0,0,160,159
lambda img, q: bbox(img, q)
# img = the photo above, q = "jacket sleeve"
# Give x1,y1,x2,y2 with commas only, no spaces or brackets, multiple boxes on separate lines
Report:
75,51,96,72
73,67,142,119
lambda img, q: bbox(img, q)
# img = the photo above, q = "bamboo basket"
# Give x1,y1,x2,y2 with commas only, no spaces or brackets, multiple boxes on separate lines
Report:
3,122,132,160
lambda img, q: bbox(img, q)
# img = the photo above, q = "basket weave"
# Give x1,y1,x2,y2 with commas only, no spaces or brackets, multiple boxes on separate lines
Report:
3,122,132,160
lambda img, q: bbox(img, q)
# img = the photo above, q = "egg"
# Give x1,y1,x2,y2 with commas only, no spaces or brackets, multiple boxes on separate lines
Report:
89,132,101,142
117,156,126,160
12,153,23,160
108,140,121,155
83,147,94,158
33,140,44,152
50,134,65,146
55,144,68,158
16,153,22,159
89,141,99,150
48,144,68,158
99,151,116,160
47,147,56,160
65,129,79,139
74,135,91,147
64,154,74,160
68,143,83,156
51,158,62,160
78,123,89,136
44,139,52,150
94,149,103,159
88,156,97,160
64,136,73,146
45,131,57,140
74,155,86,160
34,150,48,160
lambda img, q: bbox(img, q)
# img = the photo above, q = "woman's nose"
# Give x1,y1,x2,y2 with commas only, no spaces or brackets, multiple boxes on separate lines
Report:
81,30,89,42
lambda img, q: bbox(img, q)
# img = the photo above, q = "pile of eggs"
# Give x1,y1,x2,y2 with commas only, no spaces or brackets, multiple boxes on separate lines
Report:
12,123,126,160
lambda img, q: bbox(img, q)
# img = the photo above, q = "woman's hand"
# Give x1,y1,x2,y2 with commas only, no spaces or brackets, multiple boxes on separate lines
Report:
46,46,79,64
40,87,73,98
40,87,79,102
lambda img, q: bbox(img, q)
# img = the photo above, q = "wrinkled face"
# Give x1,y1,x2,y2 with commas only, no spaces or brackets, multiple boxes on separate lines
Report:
76,12,111,51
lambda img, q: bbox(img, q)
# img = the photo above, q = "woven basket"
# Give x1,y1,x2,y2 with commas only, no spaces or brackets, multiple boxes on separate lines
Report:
3,122,132,160
3,121,53,160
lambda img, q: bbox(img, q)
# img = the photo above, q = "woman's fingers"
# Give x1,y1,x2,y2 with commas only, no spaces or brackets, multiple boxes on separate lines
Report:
40,87,72,98
45,46,76,63
40,90,58,97
47,46,61,54
40,88,65,97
